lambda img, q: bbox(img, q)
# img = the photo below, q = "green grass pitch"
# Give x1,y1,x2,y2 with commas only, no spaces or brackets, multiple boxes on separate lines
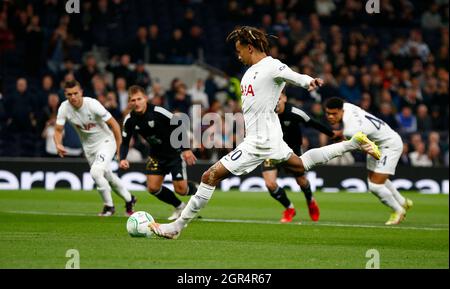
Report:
0,189,448,269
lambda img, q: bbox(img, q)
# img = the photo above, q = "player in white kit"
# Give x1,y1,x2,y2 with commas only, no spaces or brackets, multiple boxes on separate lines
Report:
325,97,413,225
54,80,136,216
150,26,381,239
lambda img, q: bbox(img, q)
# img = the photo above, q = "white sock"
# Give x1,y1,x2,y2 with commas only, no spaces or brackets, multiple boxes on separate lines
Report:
385,179,406,206
174,182,215,229
300,140,359,171
105,170,132,202
368,180,404,213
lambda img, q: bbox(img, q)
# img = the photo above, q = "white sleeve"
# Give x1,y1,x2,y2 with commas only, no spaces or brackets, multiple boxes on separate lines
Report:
342,106,364,138
291,107,311,122
90,99,112,122
273,62,314,89
154,106,173,119
56,103,67,126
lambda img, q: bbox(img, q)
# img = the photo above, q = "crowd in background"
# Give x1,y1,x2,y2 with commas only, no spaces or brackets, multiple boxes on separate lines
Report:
0,0,448,167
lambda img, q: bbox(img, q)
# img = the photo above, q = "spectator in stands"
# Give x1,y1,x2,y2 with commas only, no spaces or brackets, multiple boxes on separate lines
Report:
47,15,76,74
148,24,165,63
401,29,430,62
396,106,417,134
91,74,108,100
339,75,361,104
377,102,398,130
421,2,442,30
76,54,99,94
149,82,165,101
428,131,441,145
104,91,122,122
131,26,150,63
416,104,433,132
204,74,220,106
399,143,411,166
40,93,60,157
167,29,190,64
186,25,205,61
428,142,442,166
5,78,36,133
409,141,433,167
189,79,209,109
107,54,134,85
38,75,57,111
170,83,192,114
133,60,151,91
315,0,336,18
115,77,128,114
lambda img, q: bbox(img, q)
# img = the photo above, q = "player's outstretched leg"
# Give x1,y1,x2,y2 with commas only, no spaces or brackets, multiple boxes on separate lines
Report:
150,162,231,239
300,132,380,171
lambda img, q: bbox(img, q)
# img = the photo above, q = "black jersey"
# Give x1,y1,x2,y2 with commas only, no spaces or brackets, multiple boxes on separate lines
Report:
279,103,334,155
120,104,187,160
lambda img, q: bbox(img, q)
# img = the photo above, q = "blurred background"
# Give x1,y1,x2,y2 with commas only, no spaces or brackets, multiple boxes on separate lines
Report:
0,0,448,169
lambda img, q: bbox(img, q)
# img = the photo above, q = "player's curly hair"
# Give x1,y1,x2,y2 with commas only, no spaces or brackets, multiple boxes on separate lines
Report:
226,26,272,54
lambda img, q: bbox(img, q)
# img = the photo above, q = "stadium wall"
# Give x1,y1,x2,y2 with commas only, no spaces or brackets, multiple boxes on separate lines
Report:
0,158,448,194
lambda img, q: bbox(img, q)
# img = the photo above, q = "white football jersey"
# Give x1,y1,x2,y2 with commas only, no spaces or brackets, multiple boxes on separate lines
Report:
240,56,313,150
56,97,114,152
342,103,399,147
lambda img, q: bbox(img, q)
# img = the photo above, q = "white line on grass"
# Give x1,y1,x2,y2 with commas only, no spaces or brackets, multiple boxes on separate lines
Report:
1,210,448,232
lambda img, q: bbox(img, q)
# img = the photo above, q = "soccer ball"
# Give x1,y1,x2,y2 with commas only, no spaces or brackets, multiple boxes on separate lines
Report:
126,211,154,238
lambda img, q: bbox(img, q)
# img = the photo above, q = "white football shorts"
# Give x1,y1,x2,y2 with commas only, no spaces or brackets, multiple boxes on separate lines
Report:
84,137,117,170
220,138,293,176
366,133,403,175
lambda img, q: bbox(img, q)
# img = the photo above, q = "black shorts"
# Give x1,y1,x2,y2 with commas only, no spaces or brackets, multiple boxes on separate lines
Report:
260,158,305,177
144,155,186,181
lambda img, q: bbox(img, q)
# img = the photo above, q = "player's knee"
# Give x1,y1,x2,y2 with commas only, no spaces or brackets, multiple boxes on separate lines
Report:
90,166,105,180
173,183,187,195
147,184,162,194
368,180,384,193
298,177,309,188
265,180,278,192
201,170,212,185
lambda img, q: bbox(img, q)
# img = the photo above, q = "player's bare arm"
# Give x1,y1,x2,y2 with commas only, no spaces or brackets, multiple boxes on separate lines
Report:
105,117,123,159
53,124,67,158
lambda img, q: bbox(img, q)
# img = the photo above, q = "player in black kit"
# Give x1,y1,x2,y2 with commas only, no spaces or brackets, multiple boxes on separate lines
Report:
119,85,198,220
262,93,335,223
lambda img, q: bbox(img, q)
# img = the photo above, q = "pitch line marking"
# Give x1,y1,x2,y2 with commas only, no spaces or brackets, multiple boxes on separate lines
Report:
1,210,448,231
